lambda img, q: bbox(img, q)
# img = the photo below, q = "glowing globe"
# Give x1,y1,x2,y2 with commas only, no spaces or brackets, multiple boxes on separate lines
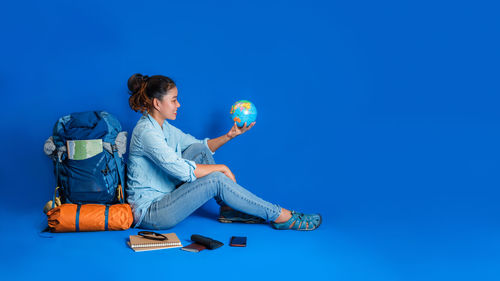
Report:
230,100,257,127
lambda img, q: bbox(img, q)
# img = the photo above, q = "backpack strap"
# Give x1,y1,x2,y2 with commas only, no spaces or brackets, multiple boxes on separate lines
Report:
111,143,125,204
52,161,62,209
51,187,61,209
102,131,127,157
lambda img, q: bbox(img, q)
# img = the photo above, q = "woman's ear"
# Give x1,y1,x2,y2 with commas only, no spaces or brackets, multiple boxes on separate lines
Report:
153,98,161,111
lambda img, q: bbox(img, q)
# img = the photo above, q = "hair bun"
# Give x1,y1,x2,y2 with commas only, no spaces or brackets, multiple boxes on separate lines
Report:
128,73,148,94
128,74,176,114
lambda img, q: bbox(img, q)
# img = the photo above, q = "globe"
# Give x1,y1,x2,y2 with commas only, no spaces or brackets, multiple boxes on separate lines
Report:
230,100,257,127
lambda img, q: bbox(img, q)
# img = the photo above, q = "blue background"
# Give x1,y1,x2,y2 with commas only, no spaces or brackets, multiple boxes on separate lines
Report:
0,0,498,280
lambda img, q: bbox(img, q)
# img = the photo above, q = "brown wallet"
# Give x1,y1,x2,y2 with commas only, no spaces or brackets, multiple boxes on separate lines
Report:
181,243,207,253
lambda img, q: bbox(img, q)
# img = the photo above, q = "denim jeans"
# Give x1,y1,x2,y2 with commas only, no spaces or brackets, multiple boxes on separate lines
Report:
139,143,282,229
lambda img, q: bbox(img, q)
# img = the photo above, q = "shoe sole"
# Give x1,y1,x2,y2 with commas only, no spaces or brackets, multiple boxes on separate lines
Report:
218,218,265,224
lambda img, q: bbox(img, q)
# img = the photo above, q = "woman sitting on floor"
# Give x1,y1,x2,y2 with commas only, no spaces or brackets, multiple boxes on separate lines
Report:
126,73,322,231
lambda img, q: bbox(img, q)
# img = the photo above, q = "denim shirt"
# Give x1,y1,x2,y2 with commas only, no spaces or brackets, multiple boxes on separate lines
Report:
126,113,214,227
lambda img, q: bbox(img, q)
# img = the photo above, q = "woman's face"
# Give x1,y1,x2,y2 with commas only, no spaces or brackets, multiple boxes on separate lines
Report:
155,86,180,120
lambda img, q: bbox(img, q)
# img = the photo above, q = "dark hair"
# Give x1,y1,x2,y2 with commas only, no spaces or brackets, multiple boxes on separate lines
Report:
128,73,176,114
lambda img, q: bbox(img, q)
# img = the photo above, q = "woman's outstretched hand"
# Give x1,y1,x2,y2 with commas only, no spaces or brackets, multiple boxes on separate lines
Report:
226,122,256,139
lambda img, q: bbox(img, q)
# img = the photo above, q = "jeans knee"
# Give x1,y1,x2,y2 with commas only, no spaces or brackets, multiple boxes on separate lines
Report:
199,144,214,158
184,143,214,164
186,143,212,157
188,143,206,153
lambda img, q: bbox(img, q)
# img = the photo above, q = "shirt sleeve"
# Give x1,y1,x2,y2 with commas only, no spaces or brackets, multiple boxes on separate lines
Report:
140,129,197,183
173,126,215,155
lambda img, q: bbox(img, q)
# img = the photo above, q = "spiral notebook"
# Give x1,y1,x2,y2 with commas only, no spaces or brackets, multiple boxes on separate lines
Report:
128,233,183,252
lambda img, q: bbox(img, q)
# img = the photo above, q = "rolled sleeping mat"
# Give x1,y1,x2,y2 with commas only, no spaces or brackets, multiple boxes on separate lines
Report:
46,203,133,232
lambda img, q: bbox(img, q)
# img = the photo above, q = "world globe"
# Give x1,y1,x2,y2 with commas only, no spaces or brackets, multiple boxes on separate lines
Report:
230,100,257,127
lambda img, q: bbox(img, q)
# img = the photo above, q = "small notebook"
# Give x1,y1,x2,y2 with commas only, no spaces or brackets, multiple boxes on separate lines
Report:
128,233,183,252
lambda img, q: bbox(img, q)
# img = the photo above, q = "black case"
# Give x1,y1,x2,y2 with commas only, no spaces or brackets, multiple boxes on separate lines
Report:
190,234,224,250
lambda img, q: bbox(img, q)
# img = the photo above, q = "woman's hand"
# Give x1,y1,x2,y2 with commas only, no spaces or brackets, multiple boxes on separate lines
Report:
220,165,236,183
207,122,256,152
226,122,256,139
194,164,236,182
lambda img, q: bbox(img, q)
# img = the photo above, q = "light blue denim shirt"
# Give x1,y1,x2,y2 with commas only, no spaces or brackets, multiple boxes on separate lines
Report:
126,113,214,227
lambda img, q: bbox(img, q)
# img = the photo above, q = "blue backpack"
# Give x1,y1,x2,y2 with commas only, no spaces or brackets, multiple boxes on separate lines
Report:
44,111,127,205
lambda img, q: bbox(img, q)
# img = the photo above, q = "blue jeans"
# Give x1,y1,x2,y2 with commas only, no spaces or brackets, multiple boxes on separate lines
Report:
139,143,282,229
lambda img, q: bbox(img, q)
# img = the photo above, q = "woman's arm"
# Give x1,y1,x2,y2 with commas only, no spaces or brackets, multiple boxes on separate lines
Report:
207,122,255,152
207,134,232,153
142,130,198,183
194,164,236,182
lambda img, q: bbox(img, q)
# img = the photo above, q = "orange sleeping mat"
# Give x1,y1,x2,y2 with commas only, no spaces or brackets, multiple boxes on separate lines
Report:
46,203,133,232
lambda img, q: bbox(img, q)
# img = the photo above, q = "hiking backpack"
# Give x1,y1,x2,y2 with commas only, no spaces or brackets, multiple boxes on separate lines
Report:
44,111,127,205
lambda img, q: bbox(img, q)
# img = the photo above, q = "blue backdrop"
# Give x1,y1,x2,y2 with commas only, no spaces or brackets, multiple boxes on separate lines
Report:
0,0,498,280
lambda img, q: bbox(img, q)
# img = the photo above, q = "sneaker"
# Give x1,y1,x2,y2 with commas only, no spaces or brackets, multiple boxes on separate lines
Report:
217,206,266,224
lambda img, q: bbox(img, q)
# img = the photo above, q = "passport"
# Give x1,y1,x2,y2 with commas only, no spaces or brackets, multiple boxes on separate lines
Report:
181,243,207,253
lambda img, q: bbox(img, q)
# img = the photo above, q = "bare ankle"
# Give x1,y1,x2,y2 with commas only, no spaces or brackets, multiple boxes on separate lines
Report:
273,208,292,223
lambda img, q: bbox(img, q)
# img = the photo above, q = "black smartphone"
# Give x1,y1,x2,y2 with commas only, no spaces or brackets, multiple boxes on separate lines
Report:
230,236,247,247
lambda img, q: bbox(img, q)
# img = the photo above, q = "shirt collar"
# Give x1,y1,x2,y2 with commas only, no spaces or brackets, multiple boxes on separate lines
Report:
146,112,167,132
